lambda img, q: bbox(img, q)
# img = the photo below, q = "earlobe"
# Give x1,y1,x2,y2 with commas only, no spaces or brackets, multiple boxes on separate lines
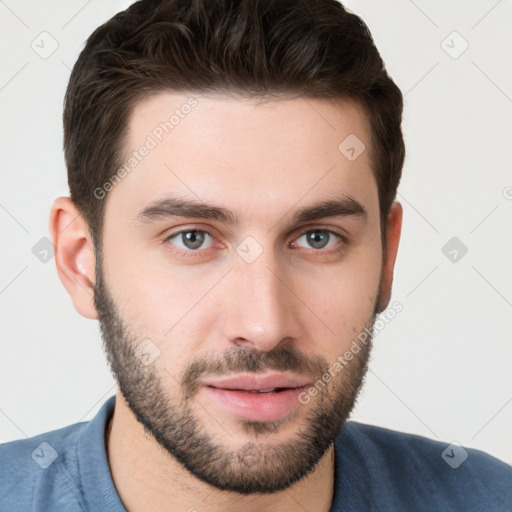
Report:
49,197,98,319
377,201,403,313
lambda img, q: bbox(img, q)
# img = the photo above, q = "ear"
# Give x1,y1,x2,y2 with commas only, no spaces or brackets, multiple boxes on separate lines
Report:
49,197,98,319
377,201,403,313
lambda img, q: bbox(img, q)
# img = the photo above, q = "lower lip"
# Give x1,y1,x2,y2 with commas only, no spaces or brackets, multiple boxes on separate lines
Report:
202,385,309,422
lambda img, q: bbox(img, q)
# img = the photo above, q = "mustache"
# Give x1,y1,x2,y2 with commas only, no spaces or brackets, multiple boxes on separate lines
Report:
181,345,329,398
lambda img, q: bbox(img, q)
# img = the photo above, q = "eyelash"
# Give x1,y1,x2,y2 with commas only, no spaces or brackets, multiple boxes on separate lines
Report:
163,227,348,258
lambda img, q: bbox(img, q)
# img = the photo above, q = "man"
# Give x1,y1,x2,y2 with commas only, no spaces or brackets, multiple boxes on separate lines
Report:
1,0,510,510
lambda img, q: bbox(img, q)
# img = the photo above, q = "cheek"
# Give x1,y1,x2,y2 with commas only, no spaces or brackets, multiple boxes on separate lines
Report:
102,242,221,371
300,243,382,352
101,221,199,326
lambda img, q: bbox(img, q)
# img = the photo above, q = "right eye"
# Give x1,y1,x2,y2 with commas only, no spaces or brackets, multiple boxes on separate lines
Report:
165,229,215,251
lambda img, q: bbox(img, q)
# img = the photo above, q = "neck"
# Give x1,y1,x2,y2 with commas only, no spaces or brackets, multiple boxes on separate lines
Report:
106,391,335,512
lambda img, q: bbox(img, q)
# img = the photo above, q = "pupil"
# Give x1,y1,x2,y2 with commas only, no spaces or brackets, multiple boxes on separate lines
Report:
308,231,328,249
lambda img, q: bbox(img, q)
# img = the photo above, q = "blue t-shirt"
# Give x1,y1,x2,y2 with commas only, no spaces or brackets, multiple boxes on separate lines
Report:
1,395,511,511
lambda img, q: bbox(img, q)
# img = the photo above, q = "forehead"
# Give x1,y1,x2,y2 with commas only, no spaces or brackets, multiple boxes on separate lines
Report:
105,91,378,225
128,92,371,162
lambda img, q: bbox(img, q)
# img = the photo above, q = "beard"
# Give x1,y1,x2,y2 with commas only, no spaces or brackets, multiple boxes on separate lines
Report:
93,257,377,495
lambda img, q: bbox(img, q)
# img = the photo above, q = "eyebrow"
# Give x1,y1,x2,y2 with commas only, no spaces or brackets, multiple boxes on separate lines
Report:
135,195,367,226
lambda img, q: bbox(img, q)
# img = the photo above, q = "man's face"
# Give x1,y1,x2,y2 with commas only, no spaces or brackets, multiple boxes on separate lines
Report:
94,93,383,493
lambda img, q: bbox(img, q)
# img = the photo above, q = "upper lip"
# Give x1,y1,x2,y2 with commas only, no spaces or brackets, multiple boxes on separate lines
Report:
203,373,310,391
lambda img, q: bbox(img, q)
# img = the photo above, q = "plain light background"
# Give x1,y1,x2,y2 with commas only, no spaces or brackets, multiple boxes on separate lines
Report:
1,0,511,465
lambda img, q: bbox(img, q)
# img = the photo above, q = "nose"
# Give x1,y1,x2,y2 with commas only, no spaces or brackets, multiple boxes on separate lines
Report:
220,249,301,352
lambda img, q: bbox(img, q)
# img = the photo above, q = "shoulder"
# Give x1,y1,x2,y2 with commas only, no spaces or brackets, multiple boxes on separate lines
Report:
333,421,512,511
0,421,87,511
341,421,511,475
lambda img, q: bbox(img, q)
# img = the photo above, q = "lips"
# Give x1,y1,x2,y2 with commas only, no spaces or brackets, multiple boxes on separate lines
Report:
201,374,311,422
202,373,310,393
202,373,309,422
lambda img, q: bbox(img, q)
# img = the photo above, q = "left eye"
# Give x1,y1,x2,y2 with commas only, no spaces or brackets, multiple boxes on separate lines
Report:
295,230,341,250
167,230,214,251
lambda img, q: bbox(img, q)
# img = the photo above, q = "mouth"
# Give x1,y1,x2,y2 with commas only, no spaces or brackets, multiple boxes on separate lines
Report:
201,373,311,422
202,372,310,392
211,387,291,394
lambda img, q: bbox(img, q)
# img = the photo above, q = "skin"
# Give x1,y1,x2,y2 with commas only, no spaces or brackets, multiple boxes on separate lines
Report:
49,93,402,512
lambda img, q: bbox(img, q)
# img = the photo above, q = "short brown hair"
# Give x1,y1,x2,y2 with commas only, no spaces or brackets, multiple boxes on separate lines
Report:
64,0,405,246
